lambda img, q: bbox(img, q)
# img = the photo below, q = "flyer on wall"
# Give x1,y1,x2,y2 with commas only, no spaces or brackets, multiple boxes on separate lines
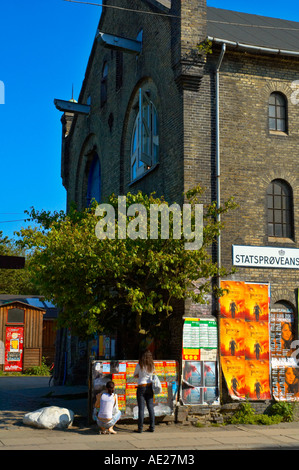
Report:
270,305,299,401
181,316,219,405
91,360,179,420
219,281,271,400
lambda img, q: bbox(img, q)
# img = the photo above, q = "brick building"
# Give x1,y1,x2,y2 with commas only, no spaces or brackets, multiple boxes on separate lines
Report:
55,0,299,396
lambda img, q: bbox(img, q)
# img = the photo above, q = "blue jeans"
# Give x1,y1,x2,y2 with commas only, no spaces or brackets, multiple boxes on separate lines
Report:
97,410,122,429
137,384,155,431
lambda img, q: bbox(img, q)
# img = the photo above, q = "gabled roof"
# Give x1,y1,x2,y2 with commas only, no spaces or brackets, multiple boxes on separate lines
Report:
0,295,58,318
207,7,299,54
0,300,46,313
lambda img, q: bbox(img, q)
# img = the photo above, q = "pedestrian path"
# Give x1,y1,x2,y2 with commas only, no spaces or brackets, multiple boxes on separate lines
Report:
1,420,299,451
1,378,299,452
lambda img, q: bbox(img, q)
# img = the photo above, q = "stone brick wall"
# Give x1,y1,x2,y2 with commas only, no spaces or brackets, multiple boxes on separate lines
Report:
60,0,299,375
215,48,299,311
64,0,186,211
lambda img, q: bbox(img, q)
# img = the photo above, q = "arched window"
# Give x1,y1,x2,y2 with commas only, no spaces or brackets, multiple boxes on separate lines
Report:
269,92,287,132
101,62,108,106
131,89,159,181
267,179,294,238
87,155,101,206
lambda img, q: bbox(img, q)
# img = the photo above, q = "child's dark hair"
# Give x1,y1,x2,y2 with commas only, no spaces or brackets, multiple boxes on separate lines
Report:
106,380,114,388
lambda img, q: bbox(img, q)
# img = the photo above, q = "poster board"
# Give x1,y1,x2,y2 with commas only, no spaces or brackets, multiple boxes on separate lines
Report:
90,359,179,420
270,306,299,401
181,317,219,405
219,281,271,400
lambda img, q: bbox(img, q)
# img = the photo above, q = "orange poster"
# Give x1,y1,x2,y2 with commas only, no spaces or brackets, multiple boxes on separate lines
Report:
220,318,245,357
245,321,269,360
221,357,246,399
244,360,271,400
245,283,269,322
220,280,246,319
220,281,271,401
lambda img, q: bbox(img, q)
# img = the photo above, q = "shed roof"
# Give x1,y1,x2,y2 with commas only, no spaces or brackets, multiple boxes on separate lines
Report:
0,296,58,318
207,7,299,54
0,300,46,313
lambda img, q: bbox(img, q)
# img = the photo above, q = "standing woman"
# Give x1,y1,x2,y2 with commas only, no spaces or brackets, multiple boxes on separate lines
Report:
134,350,155,433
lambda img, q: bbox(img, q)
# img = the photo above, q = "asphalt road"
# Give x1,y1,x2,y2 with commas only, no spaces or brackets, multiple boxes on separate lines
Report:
0,376,88,425
0,376,50,391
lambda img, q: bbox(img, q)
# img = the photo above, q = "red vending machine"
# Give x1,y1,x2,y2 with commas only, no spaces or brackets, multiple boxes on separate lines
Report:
4,326,24,372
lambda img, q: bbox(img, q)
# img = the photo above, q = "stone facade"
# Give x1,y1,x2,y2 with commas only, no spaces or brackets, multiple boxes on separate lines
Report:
58,0,299,389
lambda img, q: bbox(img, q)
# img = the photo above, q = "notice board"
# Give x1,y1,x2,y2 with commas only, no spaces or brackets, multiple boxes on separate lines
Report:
90,359,179,420
271,306,299,401
181,316,219,405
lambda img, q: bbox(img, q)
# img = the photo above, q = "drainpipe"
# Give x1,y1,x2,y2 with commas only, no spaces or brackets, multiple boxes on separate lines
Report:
215,43,226,403
215,43,226,292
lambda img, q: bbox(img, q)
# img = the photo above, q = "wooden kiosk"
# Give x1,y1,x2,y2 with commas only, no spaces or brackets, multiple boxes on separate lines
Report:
0,301,45,372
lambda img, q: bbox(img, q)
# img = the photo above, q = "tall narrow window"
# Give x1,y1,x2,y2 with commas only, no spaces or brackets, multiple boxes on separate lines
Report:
87,155,101,206
130,89,159,181
267,179,294,238
116,50,123,91
101,62,108,106
269,92,287,132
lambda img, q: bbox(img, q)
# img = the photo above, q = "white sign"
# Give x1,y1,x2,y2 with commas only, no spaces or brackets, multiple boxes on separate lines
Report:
232,245,299,269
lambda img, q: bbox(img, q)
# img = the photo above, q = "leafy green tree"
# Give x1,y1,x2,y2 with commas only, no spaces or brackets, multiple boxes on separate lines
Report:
0,231,36,294
17,187,236,339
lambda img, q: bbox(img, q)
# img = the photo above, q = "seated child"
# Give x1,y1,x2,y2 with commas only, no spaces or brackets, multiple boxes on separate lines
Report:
94,380,121,434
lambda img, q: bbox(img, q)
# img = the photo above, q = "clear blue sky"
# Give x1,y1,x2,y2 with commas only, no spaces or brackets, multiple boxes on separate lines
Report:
1,0,298,241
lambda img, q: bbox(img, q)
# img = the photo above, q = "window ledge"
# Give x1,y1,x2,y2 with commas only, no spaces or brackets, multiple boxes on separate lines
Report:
267,237,295,245
269,130,288,137
129,162,160,186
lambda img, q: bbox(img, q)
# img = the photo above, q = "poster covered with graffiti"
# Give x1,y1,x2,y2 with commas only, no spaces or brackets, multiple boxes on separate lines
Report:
90,360,179,421
220,281,271,400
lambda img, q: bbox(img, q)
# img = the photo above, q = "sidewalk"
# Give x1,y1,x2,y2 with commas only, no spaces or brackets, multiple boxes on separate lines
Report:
2,419,299,451
1,380,299,451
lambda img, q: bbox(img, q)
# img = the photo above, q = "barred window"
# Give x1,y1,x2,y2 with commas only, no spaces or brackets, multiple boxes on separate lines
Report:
267,179,294,238
269,93,287,132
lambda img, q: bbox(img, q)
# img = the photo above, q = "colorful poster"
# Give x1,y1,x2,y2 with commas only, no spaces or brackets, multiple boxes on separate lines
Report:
4,326,24,372
220,318,245,357
181,360,219,405
220,281,270,400
181,316,219,405
270,308,295,358
272,358,299,401
182,317,218,361
270,305,299,401
245,283,269,322
91,360,179,420
245,321,269,360
244,360,271,400
219,280,246,319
